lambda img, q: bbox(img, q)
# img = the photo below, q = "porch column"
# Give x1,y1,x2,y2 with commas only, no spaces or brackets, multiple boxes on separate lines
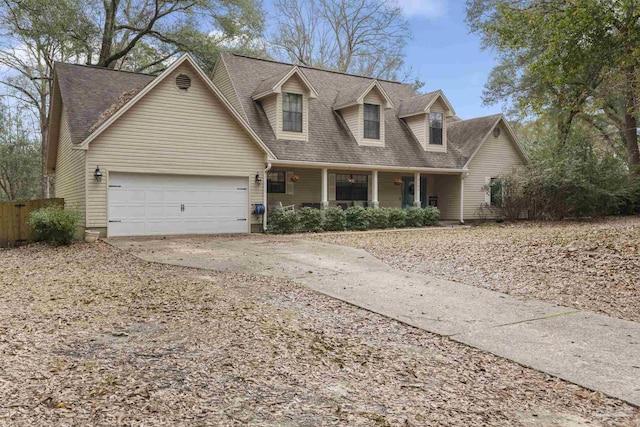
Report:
460,173,466,224
413,172,421,207
371,170,379,208
321,168,329,208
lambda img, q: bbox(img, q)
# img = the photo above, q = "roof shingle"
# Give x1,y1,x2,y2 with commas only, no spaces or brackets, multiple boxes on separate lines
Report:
54,63,155,144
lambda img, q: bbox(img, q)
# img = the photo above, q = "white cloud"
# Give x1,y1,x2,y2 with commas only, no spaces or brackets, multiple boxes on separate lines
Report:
395,0,447,19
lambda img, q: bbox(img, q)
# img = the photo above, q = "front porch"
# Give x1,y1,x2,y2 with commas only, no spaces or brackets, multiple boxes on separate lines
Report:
265,166,464,221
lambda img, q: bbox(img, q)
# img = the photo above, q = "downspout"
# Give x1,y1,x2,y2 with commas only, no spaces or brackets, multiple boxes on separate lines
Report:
263,162,272,231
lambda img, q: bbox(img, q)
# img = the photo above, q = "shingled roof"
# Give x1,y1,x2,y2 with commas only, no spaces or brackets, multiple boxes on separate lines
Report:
447,114,503,165
54,63,155,145
221,53,480,169
53,55,509,170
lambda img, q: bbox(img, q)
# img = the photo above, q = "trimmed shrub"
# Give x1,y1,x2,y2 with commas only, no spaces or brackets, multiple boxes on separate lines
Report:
322,206,347,231
268,208,299,234
28,205,80,246
345,206,369,230
405,207,423,227
386,208,407,228
422,206,440,226
298,207,323,232
365,208,389,229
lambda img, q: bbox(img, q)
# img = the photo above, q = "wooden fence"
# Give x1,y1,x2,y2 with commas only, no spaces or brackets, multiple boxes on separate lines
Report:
0,198,64,248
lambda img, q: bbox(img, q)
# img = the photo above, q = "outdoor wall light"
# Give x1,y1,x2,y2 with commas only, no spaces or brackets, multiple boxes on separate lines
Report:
94,166,103,182
255,173,262,184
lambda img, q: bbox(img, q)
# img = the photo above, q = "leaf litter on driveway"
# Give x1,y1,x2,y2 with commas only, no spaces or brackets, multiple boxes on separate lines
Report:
0,239,638,426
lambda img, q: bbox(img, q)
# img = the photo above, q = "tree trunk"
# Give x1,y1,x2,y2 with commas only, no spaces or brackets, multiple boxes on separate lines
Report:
623,112,639,174
98,0,119,68
624,68,639,175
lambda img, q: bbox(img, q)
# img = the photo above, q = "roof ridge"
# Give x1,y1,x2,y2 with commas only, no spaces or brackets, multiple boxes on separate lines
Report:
448,113,503,124
54,61,157,77
228,52,407,86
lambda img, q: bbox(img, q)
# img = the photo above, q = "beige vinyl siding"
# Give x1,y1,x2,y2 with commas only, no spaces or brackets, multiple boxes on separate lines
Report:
463,123,526,219
341,105,361,143
262,94,278,135
433,174,461,220
55,107,86,226
211,57,245,118
267,168,321,209
377,172,401,208
425,99,447,153
405,114,426,147
85,62,267,229
267,168,402,209
276,74,309,141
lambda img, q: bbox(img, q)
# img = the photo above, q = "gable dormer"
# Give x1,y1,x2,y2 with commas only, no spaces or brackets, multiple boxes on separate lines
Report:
333,80,394,147
399,90,455,153
252,67,318,142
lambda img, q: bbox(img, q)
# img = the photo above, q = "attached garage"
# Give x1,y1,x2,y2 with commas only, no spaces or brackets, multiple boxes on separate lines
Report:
108,173,249,237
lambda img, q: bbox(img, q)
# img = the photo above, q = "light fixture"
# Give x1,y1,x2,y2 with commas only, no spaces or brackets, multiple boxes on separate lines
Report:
94,166,103,182
255,173,262,184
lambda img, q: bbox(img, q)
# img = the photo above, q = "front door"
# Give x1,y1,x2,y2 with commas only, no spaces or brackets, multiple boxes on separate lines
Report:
401,176,428,208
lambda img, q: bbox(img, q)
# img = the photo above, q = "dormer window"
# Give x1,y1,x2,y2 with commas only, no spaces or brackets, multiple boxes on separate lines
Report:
364,104,380,139
283,92,303,132
430,112,443,145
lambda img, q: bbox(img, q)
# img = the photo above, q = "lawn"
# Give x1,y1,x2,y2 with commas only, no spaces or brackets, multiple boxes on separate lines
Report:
0,240,638,426
317,217,640,323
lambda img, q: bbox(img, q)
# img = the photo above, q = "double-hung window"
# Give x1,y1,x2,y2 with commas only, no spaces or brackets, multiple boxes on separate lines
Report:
267,171,286,193
430,112,443,145
336,174,368,201
283,93,303,132
363,103,380,139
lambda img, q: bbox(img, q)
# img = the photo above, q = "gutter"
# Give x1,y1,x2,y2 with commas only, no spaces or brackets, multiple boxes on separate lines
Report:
270,159,467,174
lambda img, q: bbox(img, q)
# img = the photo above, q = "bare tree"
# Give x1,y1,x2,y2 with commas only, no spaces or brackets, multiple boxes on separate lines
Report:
271,0,412,81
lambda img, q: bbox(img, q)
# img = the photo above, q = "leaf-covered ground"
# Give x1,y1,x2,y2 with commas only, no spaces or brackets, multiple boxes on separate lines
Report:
316,217,640,323
0,241,638,426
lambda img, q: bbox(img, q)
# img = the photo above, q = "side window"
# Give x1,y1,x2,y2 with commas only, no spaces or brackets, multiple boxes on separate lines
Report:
429,112,443,145
267,171,286,193
363,103,380,139
283,93,303,132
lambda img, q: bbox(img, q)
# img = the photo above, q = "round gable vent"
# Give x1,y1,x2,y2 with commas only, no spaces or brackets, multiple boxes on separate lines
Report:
493,126,501,137
175,74,191,91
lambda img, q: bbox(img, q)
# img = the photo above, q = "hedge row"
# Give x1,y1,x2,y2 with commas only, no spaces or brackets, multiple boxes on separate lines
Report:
268,206,440,234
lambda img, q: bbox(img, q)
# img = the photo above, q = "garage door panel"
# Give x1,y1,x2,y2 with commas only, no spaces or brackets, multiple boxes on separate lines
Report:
108,173,249,236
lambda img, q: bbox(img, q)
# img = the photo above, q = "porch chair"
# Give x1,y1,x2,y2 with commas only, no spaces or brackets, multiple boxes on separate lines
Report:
270,201,295,212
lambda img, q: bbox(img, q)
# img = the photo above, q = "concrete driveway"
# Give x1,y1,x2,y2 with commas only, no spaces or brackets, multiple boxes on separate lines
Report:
108,235,640,407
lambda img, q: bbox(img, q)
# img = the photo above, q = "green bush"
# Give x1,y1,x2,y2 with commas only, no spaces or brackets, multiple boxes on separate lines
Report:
345,206,369,230
28,205,80,245
365,207,389,229
268,208,299,234
422,206,440,226
297,207,323,232
405,207,423,227
386,208,407,228
322,206,347,231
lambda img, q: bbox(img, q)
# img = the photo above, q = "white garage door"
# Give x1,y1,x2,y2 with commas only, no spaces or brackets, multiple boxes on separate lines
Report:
108,173,249,237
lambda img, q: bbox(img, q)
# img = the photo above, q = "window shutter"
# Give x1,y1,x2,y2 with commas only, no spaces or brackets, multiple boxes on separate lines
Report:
485,177,491,204
328,174,336,201
286,171,294,195
367,174,372,201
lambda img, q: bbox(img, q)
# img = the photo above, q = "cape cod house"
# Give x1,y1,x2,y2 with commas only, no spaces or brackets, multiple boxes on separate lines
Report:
47,53,527,237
